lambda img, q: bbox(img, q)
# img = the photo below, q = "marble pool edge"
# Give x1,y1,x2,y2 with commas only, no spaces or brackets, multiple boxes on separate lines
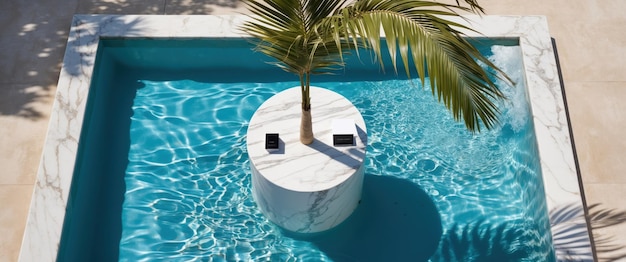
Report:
19,15,592,261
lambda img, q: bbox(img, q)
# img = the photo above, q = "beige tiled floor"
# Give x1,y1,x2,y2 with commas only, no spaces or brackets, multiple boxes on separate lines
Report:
1,0,625,261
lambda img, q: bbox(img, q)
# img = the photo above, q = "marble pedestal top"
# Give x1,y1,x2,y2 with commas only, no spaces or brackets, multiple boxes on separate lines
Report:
246,87,367,192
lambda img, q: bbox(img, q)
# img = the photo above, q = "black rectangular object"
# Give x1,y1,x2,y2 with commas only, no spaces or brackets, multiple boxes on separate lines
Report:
333,134,354,146
265,133,279,149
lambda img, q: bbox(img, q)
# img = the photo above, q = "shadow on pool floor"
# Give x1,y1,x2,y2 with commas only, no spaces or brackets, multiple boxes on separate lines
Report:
288,174,556,262
287,174,442,261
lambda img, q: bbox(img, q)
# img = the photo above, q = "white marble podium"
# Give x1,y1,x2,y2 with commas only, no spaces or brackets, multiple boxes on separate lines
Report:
247,87,367,233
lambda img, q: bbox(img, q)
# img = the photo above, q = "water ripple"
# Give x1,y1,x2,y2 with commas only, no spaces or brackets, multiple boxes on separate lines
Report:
119,45,552,261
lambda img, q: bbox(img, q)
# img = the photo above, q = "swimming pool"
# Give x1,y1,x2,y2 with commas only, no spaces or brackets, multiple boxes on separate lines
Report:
53,37,553,261
19,15,592,261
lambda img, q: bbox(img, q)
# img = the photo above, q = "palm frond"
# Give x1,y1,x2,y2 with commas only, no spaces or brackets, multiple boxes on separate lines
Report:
326,0,511,131
241,0,348,76
242,0,512,132
454,0,485,13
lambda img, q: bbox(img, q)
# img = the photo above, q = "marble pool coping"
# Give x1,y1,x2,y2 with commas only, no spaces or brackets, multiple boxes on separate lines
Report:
19,15,592,261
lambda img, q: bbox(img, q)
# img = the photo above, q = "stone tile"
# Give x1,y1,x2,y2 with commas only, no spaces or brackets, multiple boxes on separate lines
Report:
0,89,52,188
165,0,247,15
478,0,576,14
0,185,33,262
565,82,626,184
0,113,50,185
0,84,52,119
75,0,165,14
466,0,626,83
550,20,626,83
0,1,75,85
583,183,626,261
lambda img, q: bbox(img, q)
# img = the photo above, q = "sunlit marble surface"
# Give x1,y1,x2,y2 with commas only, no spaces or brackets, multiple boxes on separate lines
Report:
247,87,367,233
20,15,591,261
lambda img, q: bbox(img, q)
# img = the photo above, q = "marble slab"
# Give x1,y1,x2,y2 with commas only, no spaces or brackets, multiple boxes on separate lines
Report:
20,15,591,261
247,87,367,232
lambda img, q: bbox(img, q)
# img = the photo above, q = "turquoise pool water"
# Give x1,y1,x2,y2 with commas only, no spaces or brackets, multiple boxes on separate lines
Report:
58,39,554,261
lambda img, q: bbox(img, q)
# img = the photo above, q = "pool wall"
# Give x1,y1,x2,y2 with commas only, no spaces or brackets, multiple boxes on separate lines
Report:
19,15,592,261
54,43,137,261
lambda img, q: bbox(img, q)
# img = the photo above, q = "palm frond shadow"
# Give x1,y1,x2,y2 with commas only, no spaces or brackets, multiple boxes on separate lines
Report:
432,220,546,262
550,203,593,261
588,204,626,230
588,204,626,261
550,203,626,262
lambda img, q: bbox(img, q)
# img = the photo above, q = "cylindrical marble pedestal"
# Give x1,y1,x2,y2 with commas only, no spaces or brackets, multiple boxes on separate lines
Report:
247,87,367,233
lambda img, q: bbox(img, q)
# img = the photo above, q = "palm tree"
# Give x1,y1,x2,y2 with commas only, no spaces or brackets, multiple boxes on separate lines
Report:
242,0,510,144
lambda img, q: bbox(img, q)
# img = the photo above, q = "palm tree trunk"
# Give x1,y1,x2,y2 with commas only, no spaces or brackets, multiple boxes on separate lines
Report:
300,108,314,144
299,72,314,144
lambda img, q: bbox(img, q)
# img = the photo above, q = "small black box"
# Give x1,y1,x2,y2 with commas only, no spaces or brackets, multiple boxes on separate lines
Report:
265,133,279,149
333,134,354,146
